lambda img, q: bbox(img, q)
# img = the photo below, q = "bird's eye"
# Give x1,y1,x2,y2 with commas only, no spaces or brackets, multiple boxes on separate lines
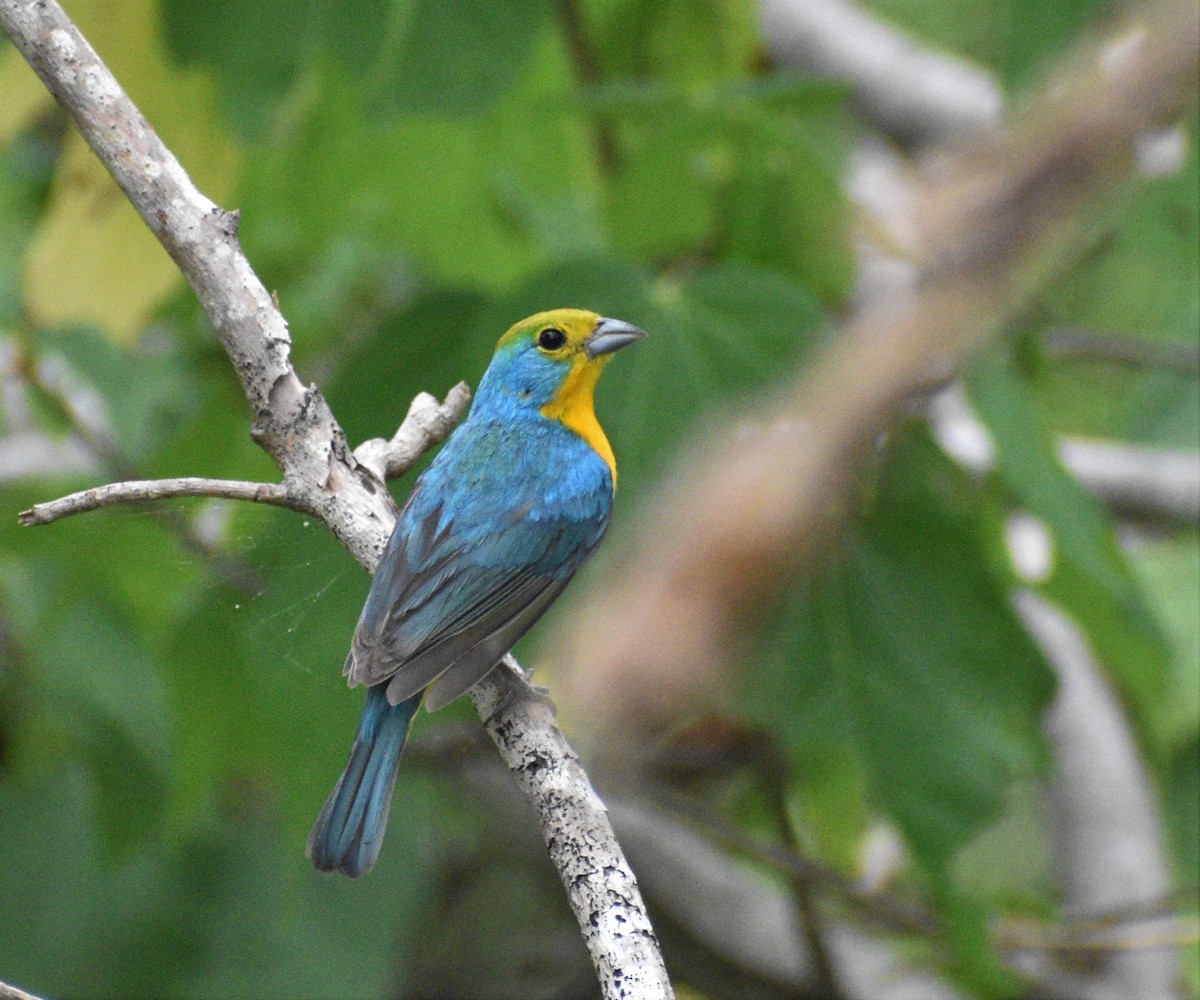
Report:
537,327,567,351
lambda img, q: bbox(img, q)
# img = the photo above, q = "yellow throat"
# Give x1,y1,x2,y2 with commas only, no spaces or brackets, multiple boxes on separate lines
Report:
540,354,617,489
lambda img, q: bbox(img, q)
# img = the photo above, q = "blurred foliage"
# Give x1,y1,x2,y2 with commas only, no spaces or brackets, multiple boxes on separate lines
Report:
0,1,1196,998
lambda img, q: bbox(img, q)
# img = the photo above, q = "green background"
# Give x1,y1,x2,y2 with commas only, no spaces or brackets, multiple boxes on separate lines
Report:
0,1,1196,997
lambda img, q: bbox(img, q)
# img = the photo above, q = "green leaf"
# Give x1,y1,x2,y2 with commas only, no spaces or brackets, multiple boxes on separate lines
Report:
1165,733,1200,891
1028,121,1199,447
847,432,1055,868
1128,534,1200,753
966,352,1173,754
746,429,1052,986
34,599,172,854
327,289,488,450
716,120,855,302
371,0,552,117
0,120,59,325
587,76,855,295
594,0,760,85
750,430,1054,868
861,0,1109,89
162,0,314,137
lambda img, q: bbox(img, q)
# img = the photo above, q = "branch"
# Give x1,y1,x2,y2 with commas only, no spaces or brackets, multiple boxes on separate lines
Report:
1010,592,1180,998
470,658,675,999
609,798,965,999
16,380,476,526
0,2,671,995
0,981,43,1000
761,0,1003,143
17,477,293,526
1045,325,1200,374
352,383,472,482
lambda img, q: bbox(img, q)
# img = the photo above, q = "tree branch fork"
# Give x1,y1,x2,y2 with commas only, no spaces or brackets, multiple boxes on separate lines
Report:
1,1,673,997
16,384,471,527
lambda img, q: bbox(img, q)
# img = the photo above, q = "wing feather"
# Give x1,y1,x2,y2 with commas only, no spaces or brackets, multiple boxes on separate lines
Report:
343,419,612,703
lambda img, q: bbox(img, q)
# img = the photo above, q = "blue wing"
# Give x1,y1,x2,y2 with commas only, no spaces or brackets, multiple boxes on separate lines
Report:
344,418,612,710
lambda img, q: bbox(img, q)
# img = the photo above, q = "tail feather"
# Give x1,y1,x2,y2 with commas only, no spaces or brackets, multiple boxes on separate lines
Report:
307,685,419,877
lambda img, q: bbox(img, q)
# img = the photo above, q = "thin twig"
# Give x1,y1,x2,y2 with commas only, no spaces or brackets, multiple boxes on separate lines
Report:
17,477,295,526
22,345,267,592
657,791,940,938
352,383,472,482
0,3,672,995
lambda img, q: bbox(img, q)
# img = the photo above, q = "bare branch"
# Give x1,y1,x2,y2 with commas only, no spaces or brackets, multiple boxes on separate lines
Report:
0,0,386,567
470,658,674,1000
17,477,294,526
353,383,472,482
0,2,671,994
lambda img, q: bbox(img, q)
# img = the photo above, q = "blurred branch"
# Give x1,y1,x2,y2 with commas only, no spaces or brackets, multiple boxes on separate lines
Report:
931,385,1200,524
557,0,1199,731
0,979,43,1000
1010,592,1180,999
760,0,1003,142
0,2,672,995
1045,326,1200,374
610,798,964,1000
1059,437,1200,524
0,339,97,482
655,792,939,939
998,913,1200,955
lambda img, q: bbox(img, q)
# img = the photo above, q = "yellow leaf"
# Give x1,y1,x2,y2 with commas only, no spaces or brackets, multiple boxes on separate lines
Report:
23,0,241,343
0,45,54,145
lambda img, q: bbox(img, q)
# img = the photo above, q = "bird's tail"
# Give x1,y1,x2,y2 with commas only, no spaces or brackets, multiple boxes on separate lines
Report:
307,684,420,877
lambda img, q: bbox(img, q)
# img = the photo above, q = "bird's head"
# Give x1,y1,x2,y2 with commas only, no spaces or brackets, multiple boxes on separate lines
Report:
478,309,645,413
474,309,645,486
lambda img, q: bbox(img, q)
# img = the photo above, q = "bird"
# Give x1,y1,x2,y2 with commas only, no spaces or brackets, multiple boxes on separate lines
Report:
307,308,645,877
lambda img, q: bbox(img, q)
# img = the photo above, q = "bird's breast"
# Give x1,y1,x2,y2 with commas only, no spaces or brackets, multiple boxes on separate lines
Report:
538,357,617,488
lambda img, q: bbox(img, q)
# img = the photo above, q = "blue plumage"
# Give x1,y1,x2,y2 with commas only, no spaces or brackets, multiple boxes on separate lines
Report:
307,310,643,876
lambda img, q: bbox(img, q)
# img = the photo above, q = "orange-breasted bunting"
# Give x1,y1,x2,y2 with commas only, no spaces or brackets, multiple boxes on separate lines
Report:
307,309,645,876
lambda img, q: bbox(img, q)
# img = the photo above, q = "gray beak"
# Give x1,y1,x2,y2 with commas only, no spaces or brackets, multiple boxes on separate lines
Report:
584,317,647,358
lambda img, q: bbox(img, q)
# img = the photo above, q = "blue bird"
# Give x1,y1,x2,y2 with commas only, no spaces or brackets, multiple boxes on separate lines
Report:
307,309,644,876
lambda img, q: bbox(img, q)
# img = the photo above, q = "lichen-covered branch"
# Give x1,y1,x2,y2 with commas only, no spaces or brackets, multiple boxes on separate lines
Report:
0,2,671,995
471,658,676,1000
